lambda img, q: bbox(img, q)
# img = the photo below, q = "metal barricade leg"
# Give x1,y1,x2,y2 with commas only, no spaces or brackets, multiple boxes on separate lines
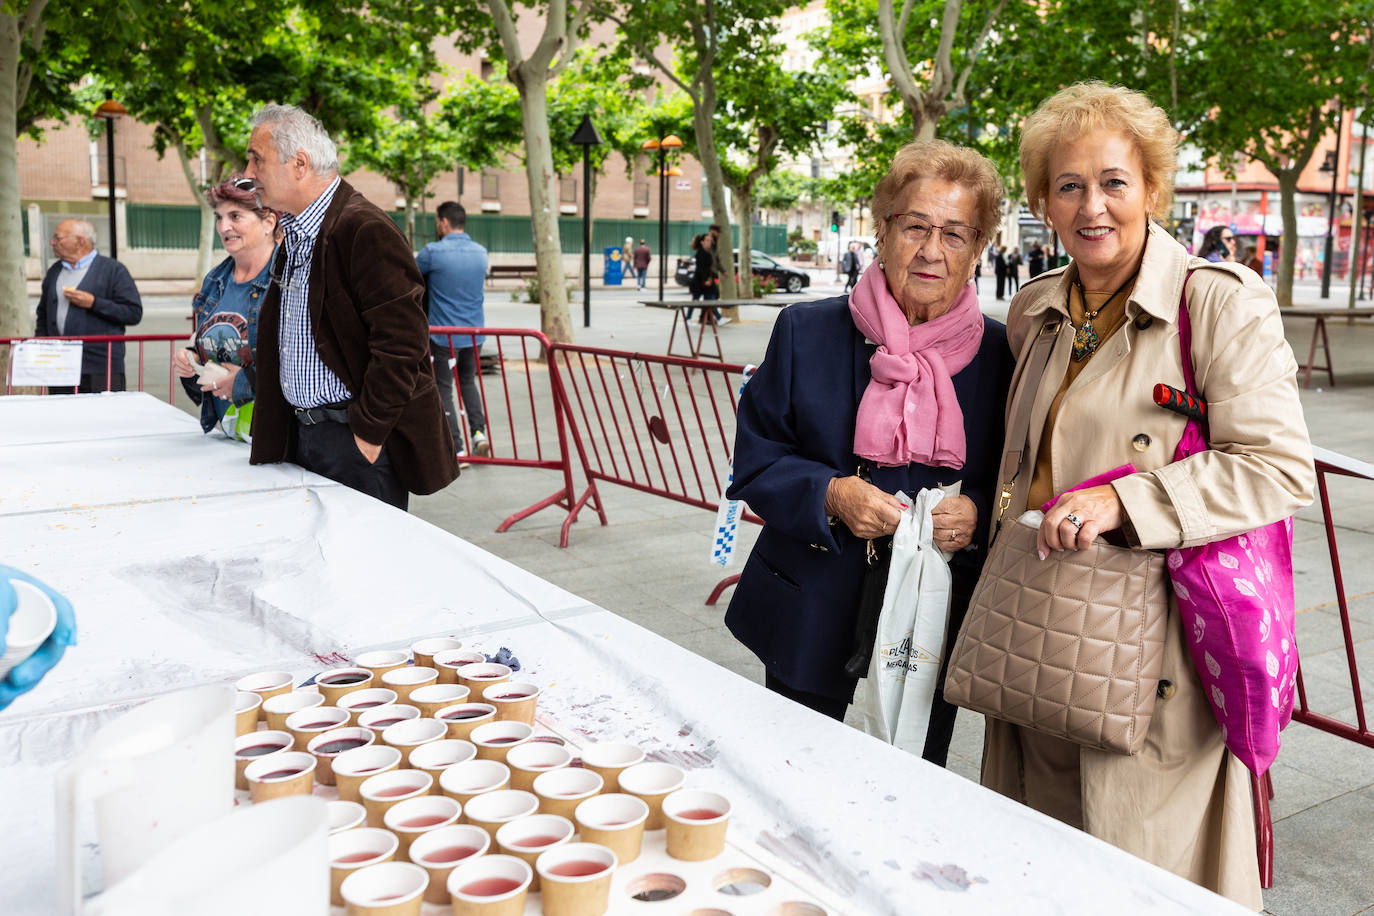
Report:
706,574,740,607
1252,771,1274,889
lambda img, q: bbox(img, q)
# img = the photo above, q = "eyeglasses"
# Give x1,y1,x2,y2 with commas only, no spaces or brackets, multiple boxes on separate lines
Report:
886,213,981,250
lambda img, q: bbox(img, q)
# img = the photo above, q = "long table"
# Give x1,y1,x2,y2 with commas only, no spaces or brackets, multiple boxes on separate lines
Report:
0,393,1249,914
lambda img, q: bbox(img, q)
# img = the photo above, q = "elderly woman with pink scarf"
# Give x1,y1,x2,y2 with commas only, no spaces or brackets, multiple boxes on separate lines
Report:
724,141,1013,764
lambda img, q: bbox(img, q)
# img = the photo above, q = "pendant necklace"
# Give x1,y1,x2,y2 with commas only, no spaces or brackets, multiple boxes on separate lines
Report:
1069,268,1139,362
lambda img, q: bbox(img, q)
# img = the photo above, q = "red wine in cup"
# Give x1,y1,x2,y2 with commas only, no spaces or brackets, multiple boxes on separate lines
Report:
461,877,522,896
315,738,368,754
548,860,608,877
399,814,449,828
490,692,531,700
422,845,480,864
676,808,724,820
298,720,338,730
236,742,288,758
351,701,384,709
441,709,488,720
511,834,564,848
373,784,421,798
370,717,405,727
334,851,384,865
482,736,521,745
322,673,368,685
258,767,305,779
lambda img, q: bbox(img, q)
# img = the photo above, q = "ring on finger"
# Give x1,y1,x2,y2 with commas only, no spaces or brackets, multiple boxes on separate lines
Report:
1064,512,1084,530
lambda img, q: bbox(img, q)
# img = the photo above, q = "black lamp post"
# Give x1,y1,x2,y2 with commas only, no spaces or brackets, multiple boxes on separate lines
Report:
1320,103,1344,300
570,114,602,328
93,91,126,259
642,134,683,301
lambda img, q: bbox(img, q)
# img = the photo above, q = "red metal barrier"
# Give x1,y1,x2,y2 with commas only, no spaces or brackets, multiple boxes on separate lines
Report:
1253,446,1374,888
1,334,186,401
548,343,760,600
430,327,601,547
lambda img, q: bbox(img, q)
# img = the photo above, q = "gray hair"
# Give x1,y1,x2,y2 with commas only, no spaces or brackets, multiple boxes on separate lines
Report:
250,104,339,175
70,219,97,245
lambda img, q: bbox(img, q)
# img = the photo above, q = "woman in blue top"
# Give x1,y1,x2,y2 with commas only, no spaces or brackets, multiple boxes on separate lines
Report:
174,177,279,438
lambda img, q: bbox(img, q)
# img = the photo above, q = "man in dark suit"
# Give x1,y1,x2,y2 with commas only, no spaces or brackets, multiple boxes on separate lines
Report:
242,104,458,509
34,219,142,392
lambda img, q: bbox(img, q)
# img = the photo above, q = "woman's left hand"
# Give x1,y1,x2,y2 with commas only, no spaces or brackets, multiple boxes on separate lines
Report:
199,363,241,401
930,494,977,551
1039,484,1123,556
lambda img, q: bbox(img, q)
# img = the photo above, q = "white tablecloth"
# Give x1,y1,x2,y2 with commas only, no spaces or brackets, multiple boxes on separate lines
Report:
0,393,1248,914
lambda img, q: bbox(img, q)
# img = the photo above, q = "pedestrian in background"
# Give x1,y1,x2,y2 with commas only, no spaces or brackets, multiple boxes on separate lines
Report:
1198,225,1236,263
1244,245,1264,278
841,242,861,292
993,244,1008,300
1006,248,1021,293
1027,242,1046,277
632,239,651,289
35,219,143,393
687,232,720,323
243,103,458,509
418,200,490,459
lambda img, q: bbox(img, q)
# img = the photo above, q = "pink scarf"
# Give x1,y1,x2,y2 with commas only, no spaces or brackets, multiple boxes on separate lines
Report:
848,262,984,468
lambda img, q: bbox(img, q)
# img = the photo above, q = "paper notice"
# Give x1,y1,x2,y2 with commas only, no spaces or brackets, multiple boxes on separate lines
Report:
9,339,83,387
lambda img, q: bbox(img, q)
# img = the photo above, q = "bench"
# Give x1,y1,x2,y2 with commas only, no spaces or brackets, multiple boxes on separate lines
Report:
1281,307,1374,387
487,265,538,282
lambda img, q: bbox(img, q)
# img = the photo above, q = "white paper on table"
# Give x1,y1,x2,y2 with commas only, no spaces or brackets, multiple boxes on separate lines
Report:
8,339,83,386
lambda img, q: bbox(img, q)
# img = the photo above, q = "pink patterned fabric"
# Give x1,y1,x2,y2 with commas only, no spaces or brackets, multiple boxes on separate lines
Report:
1167,287,1298,775
847,264,984,469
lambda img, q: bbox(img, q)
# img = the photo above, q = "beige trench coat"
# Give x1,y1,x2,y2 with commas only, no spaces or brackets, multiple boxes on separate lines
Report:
981,222,1315,910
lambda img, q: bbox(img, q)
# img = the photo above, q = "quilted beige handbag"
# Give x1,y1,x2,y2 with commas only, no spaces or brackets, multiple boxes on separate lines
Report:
942,318,1169,755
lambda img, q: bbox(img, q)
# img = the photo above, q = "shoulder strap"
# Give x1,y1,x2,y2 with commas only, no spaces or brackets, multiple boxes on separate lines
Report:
993,315,1061,529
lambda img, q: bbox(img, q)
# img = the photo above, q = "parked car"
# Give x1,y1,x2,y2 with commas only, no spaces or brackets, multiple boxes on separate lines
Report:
673,250,810,294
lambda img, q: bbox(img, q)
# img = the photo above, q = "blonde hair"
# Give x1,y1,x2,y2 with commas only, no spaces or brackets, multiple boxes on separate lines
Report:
872,140,1004,245
1020,82,1178,221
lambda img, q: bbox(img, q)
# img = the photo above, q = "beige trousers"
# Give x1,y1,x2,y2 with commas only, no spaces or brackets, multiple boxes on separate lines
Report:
981,604,1263,911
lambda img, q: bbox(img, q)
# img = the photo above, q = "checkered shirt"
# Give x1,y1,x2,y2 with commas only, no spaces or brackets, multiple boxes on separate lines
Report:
276,175,353,408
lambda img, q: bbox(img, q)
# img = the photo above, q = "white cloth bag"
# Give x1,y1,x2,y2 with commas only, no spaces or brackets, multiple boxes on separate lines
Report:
855,484,958,754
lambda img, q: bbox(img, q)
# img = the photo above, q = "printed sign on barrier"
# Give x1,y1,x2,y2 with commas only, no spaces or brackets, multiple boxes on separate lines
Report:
9,339,83,386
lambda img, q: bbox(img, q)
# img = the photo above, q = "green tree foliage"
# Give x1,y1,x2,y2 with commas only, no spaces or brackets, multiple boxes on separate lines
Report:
603,0,792,300
714,35,847,291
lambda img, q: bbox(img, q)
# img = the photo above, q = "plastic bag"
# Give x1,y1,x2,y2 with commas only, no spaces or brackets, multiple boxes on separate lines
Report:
855,484,958,753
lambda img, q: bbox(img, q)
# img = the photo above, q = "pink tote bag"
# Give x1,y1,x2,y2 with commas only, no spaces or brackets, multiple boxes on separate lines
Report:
1168,285,1299,775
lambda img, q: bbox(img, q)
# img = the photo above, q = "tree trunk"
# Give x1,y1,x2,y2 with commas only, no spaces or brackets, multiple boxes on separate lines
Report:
511,69,573,344
0,12,29,386
732,187,754,295
1276,169,1299,308
404,195,417,249
692,78,739,300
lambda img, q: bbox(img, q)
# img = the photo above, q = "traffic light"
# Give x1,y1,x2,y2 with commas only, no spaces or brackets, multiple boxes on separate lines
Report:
830,210,839,232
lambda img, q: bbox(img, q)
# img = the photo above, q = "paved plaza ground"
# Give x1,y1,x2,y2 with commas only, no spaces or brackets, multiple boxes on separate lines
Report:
66,265,1374,914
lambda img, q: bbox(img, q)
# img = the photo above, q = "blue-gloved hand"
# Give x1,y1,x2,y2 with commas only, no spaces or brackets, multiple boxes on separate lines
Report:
0,567,77,711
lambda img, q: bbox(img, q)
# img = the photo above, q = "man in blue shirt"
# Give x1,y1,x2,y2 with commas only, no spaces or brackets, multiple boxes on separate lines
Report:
417,201,489,457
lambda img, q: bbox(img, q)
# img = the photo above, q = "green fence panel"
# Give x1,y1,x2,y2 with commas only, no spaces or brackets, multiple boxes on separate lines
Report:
126,203,785,258
389,211,786,259
128,204,202,250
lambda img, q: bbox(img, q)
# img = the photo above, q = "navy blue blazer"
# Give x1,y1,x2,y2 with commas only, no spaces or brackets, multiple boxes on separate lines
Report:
35,255,143,375
724,296,1013,700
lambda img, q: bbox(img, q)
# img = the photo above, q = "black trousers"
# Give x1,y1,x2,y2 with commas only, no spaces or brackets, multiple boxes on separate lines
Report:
292,416,408,511
50,372,127,395
431,341,485,447
995,274,1006,299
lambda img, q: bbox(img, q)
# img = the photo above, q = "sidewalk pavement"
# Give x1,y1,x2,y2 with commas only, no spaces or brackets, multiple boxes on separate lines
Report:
130,274,1374,915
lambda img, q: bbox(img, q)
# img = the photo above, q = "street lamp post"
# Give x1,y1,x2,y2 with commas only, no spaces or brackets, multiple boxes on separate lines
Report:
570,114,602,328
642,134,683,301
1320,102,1344,300
93,91,126,259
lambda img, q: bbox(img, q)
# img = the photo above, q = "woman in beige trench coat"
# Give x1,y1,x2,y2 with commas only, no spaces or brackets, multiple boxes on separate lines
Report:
982,83,1315,910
